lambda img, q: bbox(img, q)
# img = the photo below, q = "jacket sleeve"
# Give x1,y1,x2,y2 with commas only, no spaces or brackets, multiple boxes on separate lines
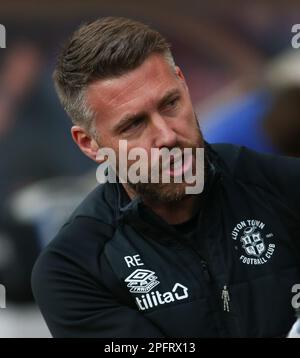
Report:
31,220,165,338
238,147,300,218
260,152,300,217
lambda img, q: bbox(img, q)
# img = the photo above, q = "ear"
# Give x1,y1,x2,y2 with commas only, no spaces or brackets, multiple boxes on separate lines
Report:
175,66,189,90
71,125,102,163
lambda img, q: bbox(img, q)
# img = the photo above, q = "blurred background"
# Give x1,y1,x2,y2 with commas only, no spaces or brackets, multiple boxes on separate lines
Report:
0,0,300,337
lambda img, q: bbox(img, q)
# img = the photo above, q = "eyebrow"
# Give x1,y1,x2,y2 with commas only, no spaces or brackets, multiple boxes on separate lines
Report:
112,88,180,134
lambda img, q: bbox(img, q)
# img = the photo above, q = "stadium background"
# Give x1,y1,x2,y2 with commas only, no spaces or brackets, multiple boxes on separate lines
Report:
0,0,299,337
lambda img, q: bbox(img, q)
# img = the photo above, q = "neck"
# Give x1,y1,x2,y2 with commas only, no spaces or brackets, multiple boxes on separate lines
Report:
122,184,201,225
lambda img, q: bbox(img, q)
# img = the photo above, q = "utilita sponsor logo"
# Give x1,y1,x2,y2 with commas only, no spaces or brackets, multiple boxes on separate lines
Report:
124,266,189,311
135,282,189,311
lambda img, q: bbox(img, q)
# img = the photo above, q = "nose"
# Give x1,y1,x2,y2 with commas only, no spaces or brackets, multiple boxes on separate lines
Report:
151,114,178,149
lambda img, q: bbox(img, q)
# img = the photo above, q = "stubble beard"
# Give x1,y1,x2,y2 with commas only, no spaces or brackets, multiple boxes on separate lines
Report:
126,118,204,203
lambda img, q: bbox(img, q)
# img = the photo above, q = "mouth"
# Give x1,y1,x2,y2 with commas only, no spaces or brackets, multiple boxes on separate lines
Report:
164,153,193,178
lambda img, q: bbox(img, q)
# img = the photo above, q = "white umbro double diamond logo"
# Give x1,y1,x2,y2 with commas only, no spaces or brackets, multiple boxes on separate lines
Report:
125,269,160,293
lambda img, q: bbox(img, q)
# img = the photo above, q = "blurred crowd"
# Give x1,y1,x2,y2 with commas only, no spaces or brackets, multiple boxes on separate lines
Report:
0,0,300,337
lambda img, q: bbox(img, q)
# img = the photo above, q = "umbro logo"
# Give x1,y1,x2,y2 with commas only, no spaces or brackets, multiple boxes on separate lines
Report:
125,269,160,293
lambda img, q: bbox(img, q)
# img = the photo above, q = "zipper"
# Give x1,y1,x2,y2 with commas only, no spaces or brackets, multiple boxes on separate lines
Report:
221,285,230,312
187,244,232,337
187,243,231,316
177,234,213,284
200,258,212,283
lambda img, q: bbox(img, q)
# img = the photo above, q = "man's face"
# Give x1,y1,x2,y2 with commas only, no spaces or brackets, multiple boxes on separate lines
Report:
86,53,204,202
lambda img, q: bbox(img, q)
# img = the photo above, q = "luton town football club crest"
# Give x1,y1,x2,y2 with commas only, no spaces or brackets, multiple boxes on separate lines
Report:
231,219,276,265
240,226,266,258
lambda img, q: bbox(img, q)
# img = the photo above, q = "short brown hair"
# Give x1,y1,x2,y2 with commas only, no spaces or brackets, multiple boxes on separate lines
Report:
53,17,174,132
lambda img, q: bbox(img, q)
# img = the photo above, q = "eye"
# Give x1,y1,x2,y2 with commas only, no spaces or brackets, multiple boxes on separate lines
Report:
122,117,144,133
165,96,180,110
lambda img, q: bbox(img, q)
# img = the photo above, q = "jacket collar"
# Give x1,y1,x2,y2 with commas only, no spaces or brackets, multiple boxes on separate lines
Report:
113,141,222,240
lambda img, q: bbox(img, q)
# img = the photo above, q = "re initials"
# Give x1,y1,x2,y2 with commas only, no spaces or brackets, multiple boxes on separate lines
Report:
124,254,144,268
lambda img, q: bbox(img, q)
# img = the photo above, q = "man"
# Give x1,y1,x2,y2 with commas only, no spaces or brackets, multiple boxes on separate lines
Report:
32,17,300,338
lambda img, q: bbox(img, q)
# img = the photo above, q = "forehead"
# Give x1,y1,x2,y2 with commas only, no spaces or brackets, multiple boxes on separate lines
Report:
86,53,179,123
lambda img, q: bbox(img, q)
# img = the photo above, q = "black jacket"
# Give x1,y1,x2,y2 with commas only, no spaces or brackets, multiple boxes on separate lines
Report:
31,144,300,337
